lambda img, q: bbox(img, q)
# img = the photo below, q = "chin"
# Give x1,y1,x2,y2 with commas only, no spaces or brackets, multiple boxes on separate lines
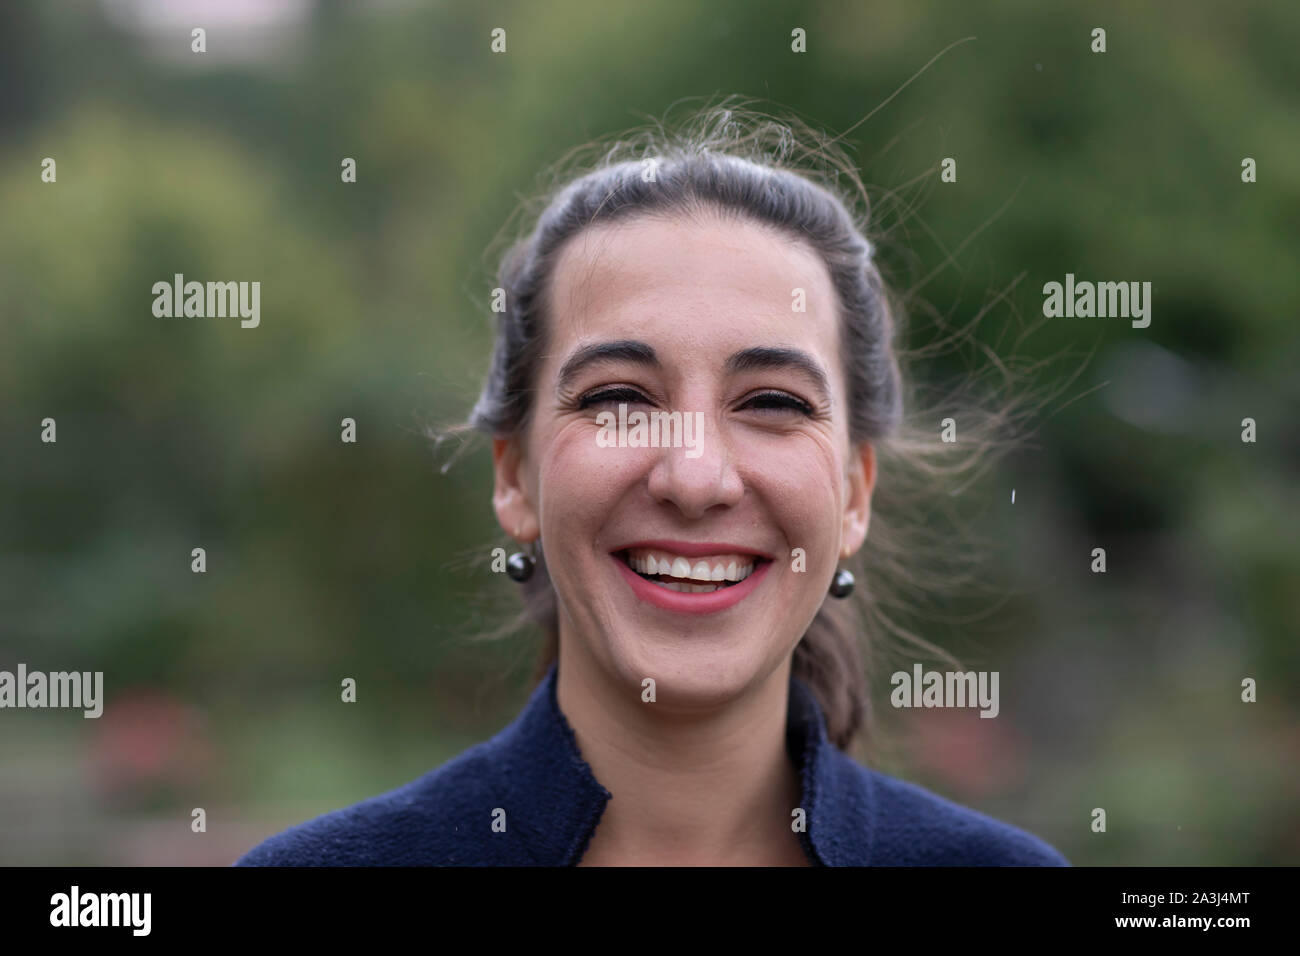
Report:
599,627,785,710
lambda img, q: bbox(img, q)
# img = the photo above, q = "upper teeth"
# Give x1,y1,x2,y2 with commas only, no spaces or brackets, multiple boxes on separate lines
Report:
624,548,756,582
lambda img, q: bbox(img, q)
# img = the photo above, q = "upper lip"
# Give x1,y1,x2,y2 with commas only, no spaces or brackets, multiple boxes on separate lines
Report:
612,539,774,560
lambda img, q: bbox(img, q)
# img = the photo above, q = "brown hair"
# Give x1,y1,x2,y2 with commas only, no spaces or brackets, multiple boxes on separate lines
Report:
436,96,1058,755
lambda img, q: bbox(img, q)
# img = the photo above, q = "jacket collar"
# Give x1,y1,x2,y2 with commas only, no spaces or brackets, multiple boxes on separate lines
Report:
494,662,868,865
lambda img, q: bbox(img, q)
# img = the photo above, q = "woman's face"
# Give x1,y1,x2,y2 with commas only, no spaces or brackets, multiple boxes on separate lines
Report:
494,211,876,706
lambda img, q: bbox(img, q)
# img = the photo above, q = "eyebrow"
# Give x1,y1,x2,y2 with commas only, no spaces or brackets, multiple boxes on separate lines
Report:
555,339,831,403
556,340,660,393
724,347,831,404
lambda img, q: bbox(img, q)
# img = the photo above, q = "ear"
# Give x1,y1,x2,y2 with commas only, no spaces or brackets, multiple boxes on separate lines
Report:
840,441,877,559
492,435,539,543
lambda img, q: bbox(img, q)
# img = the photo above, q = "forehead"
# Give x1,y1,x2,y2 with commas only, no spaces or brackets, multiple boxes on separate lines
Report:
544,212,841,352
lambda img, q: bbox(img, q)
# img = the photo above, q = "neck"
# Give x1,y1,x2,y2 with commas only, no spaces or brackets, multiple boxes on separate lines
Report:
556,640,811,866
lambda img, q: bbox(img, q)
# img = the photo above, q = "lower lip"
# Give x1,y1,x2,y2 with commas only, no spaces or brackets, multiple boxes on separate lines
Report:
611,553,771,615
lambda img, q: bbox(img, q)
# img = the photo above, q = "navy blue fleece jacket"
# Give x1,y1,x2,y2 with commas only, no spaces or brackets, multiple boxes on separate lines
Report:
235,663,1069,866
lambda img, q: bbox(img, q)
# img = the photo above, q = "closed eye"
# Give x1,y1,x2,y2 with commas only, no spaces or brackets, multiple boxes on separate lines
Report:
577,386,649,409
739,391,814,416
577,387,814,416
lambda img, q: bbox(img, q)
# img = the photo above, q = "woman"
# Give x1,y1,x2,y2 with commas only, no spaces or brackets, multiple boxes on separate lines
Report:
237,104,1068,867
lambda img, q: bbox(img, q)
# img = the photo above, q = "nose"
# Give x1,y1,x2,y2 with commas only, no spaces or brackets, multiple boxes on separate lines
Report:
644,412,744,520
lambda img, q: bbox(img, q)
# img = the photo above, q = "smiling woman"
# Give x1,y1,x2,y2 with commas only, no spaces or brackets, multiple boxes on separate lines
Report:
235,98,1068,867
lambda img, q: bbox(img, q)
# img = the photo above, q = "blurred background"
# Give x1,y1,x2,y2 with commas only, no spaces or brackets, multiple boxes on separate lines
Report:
0,0,1296,866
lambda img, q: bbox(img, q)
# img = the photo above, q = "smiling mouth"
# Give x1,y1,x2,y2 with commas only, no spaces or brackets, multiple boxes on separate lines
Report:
615,548,770,594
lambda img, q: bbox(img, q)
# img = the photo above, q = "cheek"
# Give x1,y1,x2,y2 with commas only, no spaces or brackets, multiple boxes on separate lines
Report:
743,434,845,536
535,421,649,530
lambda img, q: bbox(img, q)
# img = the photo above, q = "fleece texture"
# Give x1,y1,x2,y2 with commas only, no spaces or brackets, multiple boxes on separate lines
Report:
235,663,1069,866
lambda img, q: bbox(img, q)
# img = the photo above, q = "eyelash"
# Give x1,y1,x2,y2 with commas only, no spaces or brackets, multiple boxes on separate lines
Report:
577,387,814,417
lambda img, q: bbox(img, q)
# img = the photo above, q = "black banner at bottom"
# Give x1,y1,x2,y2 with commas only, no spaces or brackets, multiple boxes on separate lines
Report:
0,865,1285,942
